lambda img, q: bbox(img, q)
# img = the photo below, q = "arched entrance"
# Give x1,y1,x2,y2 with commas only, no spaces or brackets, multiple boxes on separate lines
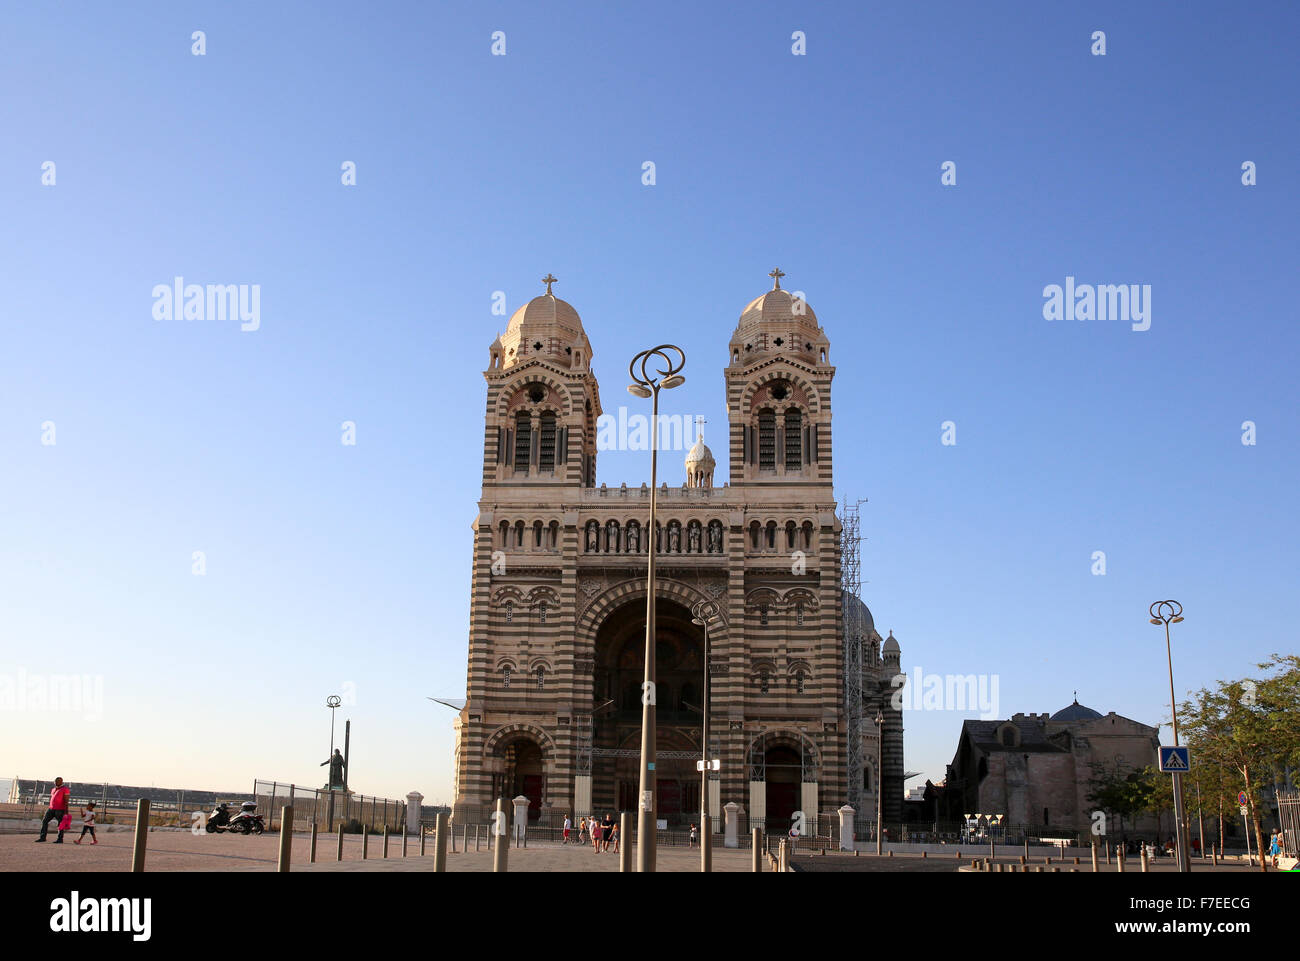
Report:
494,736,544,821
591,596,705,824
764,746,801,832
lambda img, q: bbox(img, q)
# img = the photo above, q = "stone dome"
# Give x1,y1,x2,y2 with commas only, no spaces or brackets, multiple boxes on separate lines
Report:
729,269,829,366
496,274,592,371
1050,699,1102,722
685,433,716,489
685,438,715,469
882,630,900,654
841,592,875,636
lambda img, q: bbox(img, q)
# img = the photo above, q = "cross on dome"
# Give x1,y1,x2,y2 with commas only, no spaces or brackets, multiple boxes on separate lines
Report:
768,267,785,289
542,273,558,295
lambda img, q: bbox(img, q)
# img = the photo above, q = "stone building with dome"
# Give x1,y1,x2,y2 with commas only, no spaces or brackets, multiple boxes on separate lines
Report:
939,698,1162,833
451,270,905,834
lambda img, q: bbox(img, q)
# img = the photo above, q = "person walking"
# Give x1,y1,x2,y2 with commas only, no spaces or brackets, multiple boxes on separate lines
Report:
73,802,98,845
689,823,698,848
1270,832,1281,869
562,814,571,844
591,817,603,853
609,818,620,854
36,777,71,843
601,813,615,852
578,816,588,844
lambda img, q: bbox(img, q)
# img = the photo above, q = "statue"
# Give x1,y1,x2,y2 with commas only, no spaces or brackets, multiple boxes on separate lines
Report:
688,524,701,553
321,748,346,789
708,523,722,553
586,522,598,552
628,525,640,552
668,525,681,553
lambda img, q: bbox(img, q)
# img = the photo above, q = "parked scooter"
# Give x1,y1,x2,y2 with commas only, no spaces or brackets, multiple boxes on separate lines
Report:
228,801,265,835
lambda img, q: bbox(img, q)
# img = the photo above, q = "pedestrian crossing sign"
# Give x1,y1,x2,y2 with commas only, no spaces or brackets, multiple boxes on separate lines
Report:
1159,746,1190,773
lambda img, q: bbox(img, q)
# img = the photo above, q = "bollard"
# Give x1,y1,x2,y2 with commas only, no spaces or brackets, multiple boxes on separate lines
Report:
752,828,762,872
362,825,369,860
921,851,927,859
476,824,481,852
1106,843,1112,865
310,822,318,864
778,838,787,872
1212,849,1218,866
420,824,427,856
1091,842,1099,873
383,824,389,858
402,828,408,857
956,851,962,859
130,798,150,873
336,825,344,861
277,806,294,873
620,813,632,873
492,800,508,873
1045,856,1052,865
1117,846,1125,873
1019,855,1026,865
463,824,468,854
1140,846,1149,873
887,850,893,857
434,812,448,872
1074,856,1080,865
1024,838,1029,860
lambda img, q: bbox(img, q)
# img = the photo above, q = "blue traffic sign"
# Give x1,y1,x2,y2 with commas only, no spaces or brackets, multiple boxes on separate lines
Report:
1159,746,1191,773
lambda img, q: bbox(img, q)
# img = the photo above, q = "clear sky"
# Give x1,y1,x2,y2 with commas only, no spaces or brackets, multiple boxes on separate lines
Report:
2,1,1296,806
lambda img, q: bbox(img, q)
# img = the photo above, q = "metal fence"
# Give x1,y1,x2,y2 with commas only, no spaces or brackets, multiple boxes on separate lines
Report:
251,780,448,833
1278,790,1300,858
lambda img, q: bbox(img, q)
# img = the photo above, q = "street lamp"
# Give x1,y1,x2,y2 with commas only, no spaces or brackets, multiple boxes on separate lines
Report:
874,709,884,854
628,343,686,873
692,598,721,873
1150,599,1191,873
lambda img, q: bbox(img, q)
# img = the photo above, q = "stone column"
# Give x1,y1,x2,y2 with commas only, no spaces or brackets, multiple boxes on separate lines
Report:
405,792,423,836
724,802,742,849
512,795,529,837
800,782,818,837
838,805,856,851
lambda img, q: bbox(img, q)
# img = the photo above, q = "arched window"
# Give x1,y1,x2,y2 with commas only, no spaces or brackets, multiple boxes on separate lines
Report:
1000,727,1016,747
785,520,797,550
757,409,776,469
802,521,814,550
795,670,805,694
536,666,545,690
533,520,543,548
548,520,559,549
538,602,547,624
504,601,513,622
498,520,509,548
759,670,770,695
514,521,525,549
765,521,777,550
503,666,512,688
759,604,769,626
784,409,802,468
795,603,804,626
513,413,531,472
749,521,761,551
539,412,557,470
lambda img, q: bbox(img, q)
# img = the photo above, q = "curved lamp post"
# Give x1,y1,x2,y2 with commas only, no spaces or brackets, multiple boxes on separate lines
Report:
627,344,686,873
325,695,341,826
692,598,721,872
1150,599,1190,873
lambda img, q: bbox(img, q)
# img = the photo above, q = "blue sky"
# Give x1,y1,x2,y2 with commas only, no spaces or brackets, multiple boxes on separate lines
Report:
1,1,1296,805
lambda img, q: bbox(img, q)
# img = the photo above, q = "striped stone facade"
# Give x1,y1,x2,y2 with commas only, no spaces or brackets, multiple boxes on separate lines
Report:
452,275,905,830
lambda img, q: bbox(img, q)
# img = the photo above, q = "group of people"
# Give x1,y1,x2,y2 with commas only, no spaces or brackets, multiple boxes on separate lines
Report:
562,814,619,853
34,777,98,845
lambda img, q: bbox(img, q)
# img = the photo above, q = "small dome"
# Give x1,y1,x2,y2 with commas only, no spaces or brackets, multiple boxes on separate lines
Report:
1051,699,1102,722
685,438,715,468
882,630,900,654
496,274,592,371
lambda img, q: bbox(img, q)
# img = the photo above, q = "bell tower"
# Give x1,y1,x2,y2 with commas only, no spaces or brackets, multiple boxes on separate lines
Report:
725,269,834,490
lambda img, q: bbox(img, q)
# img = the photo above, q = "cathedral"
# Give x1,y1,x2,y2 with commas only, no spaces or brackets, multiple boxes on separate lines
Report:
451,271,905,836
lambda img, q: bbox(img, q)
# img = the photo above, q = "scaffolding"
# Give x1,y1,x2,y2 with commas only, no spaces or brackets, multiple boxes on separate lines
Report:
840,499,866,815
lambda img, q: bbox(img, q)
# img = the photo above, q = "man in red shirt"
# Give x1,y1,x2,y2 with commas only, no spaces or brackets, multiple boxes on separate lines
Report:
36,777,71,843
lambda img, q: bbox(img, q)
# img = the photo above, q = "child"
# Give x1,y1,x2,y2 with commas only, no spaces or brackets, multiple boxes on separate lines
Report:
73,802,98,845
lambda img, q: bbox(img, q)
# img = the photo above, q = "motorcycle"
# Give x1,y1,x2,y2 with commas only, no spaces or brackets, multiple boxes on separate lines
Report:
229,801,265,835
204,801,265,834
